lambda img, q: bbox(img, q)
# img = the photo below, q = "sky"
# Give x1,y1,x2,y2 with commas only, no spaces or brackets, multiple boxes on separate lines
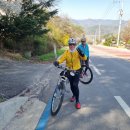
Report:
57,0,130,20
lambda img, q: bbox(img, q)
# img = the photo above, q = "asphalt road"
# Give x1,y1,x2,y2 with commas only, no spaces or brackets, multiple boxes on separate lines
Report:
45,45,130,130
1,45,130,130
0,59,53,99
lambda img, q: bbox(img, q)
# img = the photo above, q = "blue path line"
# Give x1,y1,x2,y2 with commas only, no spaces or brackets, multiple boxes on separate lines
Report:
35,99,51,130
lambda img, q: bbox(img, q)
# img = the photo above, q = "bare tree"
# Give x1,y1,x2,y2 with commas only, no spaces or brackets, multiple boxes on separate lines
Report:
0,0,22,15
121,21,130,43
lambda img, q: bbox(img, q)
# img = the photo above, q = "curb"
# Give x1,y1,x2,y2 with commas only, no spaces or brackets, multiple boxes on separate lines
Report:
0,96,28,130
4,98,46,130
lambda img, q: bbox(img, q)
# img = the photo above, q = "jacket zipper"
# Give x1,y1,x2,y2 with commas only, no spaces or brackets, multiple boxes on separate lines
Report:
71,52,73,70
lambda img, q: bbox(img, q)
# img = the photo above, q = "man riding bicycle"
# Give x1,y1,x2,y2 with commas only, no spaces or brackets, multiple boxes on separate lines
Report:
53,38,87,109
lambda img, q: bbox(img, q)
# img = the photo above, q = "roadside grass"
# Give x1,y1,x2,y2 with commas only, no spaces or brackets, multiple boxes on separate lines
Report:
0,47,68,62
0,50,26,61
39,48,66,61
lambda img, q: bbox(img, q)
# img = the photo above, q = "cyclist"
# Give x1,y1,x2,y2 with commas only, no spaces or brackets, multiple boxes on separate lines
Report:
53,38,87,109
77,36,90,70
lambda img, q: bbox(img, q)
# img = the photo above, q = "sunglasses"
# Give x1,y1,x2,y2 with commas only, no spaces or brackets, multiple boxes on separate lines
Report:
69,44,76,46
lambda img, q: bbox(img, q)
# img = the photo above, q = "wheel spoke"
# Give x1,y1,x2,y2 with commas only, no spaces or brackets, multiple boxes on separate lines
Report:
80,66,93,84
51,85,64,115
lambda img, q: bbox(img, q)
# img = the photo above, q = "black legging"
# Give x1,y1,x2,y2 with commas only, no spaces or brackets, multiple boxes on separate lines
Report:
81,57,89,72
81,57,89,67
67,72,80,103
85,57,89,68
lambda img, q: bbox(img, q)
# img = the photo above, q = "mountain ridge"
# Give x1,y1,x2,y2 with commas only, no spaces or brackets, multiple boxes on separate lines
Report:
71,19,128,35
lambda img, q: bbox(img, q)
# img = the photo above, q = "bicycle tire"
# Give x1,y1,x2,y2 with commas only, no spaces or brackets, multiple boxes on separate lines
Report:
51,82,65,116
79,65,93,84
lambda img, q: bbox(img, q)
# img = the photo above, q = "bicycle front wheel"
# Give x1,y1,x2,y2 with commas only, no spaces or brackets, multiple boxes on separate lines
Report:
51,83,65,116
80,65,93,84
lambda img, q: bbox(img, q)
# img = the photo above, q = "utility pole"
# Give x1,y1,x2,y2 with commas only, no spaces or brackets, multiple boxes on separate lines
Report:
53,44,57,59
94,30,97,45
116,0,124,46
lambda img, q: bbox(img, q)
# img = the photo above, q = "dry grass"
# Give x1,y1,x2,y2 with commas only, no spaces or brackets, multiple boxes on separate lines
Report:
0,50,25,61
0,96,6,103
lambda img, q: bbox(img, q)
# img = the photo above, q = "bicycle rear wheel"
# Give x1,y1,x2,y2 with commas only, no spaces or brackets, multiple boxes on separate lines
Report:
51,83,65,116
79,65,93,84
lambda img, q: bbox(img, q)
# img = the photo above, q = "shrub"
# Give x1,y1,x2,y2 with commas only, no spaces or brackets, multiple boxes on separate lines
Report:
127,40,130,44
4,39,16,51
32,35,53,56
103,39,111,46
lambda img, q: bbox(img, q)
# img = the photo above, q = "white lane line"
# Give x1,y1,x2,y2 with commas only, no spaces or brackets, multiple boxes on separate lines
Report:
91,64,101,75
89,59,101,75
114,96,130,118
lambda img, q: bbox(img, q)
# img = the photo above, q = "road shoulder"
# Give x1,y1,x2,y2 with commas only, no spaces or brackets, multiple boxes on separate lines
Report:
3,98,46,130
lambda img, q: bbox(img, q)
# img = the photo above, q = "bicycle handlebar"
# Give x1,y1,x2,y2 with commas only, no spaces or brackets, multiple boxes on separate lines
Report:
57,65,68,70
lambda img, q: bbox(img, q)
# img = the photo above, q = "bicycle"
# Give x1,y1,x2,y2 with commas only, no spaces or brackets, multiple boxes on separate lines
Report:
79,64,93,84
51,65,69,116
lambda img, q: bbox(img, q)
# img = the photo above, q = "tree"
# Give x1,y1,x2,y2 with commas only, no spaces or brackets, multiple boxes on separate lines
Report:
0,0,57,50
121,21,130,43
0,0,21,15
15,0,57,39
47,16,85,46
103,34,116,46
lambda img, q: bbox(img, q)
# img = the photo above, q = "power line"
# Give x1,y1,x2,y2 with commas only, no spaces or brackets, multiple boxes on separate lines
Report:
95,1,124,44
101,2,114,19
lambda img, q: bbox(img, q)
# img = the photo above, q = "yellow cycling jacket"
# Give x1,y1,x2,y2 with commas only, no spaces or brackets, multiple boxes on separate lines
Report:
57,50,87,71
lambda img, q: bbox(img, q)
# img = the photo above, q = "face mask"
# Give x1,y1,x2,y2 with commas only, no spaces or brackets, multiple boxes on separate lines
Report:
69,48,76,53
